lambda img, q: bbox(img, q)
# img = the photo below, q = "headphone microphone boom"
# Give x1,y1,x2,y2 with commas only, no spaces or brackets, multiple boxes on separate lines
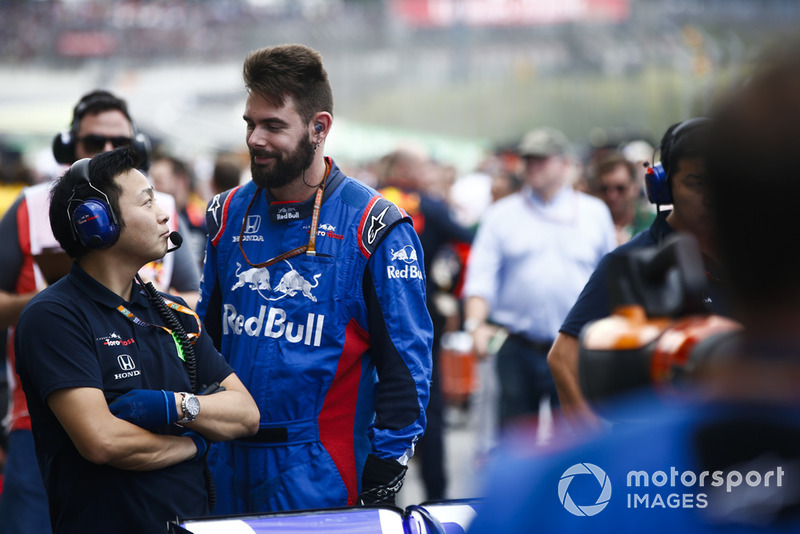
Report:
166,231,183,253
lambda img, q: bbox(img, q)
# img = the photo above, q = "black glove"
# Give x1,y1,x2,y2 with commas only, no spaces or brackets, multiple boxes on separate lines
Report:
357,453,407,506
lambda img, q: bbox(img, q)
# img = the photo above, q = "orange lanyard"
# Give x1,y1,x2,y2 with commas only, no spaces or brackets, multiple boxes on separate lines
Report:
115,298,202,361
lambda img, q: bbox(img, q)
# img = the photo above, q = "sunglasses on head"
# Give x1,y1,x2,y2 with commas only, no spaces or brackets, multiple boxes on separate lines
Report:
77,134,132,154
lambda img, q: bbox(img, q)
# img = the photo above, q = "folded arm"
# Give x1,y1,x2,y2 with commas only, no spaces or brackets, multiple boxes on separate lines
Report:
178,373,260,441
49,387,198,471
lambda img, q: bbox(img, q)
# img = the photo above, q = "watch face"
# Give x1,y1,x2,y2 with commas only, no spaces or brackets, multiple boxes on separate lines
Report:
186,395,200,416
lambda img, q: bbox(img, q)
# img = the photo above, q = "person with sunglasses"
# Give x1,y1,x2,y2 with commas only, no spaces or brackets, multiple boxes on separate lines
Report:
547,118,729,431
0,89,202,533
196,44,433,513
13,147,259,533
592,151,655,245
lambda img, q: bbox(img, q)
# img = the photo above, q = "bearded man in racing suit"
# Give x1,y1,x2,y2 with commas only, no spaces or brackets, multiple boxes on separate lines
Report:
196,44,433,513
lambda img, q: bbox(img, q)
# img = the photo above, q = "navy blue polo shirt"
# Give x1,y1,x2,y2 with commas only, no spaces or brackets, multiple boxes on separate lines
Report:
15,262,233,533
560,212,729,338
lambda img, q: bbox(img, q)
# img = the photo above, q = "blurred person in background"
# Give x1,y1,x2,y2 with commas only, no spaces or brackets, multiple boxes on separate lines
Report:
149,154,208,269
489,168,523,203
196,44,432,513
621,138,656,193
0,145,35,485
547,118,726,430
0,145,34,215
210,156,243,197
592,151,655,245
469,41,800,533
377,147,474,501
0,89,200,534
462,126,616,439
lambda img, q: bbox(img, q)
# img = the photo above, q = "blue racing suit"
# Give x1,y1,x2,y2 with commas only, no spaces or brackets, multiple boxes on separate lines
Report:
196,159,433,513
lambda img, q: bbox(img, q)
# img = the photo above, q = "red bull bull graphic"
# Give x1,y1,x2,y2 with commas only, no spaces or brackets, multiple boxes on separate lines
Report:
230,260,321,302
231,262,271,291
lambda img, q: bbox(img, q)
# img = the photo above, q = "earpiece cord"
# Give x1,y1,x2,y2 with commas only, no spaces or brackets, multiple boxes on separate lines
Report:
133,274,216,511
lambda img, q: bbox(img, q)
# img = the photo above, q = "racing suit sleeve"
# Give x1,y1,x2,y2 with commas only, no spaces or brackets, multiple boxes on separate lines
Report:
362,218,433,465
196,224,223,350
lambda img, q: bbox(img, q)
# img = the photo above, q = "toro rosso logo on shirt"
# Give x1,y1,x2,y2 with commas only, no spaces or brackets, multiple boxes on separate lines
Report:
97,332,135,347
305,222,344,241
388,245,423,280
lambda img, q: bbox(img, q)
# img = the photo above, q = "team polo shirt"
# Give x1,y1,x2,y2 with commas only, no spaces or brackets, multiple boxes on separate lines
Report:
15,262,233,533
560,212,729,339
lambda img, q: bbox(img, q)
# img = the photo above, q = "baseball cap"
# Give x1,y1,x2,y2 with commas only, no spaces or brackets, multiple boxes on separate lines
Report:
518,127,571,158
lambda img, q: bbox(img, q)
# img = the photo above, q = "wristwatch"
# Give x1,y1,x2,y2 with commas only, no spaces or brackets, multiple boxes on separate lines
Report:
178,392,200,424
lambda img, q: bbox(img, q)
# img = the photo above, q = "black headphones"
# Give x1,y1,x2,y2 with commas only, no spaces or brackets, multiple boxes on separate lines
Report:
66,158,121,249
52,91,151,168
645,118,709,205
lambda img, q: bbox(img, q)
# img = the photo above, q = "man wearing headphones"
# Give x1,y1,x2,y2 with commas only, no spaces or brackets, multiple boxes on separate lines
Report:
196,44,432,513
0,90,201,533
547,118,727,429
13,147,259,533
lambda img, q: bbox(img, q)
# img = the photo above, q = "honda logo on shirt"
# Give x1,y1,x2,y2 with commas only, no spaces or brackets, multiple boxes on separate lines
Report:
117,354,136,371
245,215,261,234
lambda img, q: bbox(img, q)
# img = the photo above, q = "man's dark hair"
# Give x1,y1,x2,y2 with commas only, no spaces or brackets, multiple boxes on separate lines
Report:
153,154,194,187
660,118,710,183
49,147,142,258
594,152,636,185
243,44,333,124
706,44,800,315
71,90,132,133
212,160,241,193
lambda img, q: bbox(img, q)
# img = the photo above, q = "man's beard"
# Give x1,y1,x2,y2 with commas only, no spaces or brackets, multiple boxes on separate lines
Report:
251,132,315,190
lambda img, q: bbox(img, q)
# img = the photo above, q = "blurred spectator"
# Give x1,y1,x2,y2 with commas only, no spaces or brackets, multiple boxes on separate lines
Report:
621,138,655,192
377,148,474,501
489,169,523,203
0,146,34,215
462,126,616,438
210,157,243,197
449,170,493,231
149,154,207,269
592,151,655,244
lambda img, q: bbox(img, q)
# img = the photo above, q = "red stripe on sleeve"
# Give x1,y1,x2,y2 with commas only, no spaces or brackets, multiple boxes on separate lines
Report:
211,185,242,247
356,195,381,258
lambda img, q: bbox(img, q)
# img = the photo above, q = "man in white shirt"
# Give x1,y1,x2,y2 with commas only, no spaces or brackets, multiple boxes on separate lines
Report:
462,127,616,434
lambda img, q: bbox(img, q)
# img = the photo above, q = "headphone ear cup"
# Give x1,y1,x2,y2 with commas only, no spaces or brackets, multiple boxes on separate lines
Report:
52,131,76,164
645,162,673,205
131,131,151,171
71,198,120,249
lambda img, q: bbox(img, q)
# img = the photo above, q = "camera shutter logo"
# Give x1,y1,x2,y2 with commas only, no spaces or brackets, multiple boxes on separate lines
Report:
558,463,612,516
